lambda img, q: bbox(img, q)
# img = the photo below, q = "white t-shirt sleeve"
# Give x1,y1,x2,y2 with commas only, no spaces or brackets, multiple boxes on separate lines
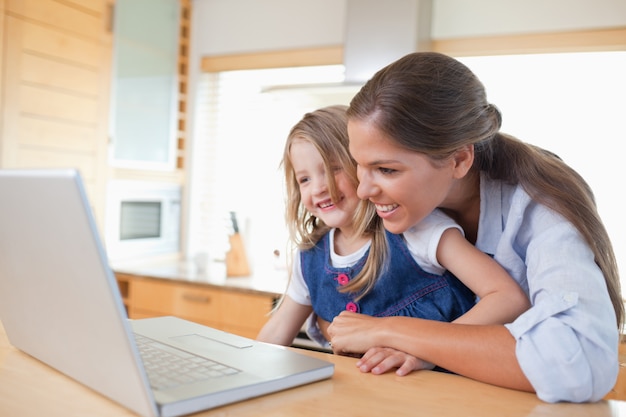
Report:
402,209,463,275
285,250,312,306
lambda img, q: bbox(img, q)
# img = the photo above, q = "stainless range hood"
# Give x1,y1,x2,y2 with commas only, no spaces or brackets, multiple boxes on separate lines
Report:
263,0,432,93
344,0,432,84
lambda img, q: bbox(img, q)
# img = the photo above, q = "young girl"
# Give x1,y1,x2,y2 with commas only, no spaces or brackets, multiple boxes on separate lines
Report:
256,105,529,349
326,52,622,402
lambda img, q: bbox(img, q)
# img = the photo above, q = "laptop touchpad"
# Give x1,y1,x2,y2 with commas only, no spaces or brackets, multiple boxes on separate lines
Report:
171,333,253,349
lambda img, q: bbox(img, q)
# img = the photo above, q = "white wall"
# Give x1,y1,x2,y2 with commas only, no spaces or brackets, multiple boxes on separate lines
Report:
432,0,626,38
191,0,346,56
191,0,626,55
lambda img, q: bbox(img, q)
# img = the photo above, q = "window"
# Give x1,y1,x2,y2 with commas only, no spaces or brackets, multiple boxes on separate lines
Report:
458,52,626,288
189,65,358,273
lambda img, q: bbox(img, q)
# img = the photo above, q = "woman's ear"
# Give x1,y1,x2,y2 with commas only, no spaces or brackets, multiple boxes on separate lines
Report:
452,144,474,178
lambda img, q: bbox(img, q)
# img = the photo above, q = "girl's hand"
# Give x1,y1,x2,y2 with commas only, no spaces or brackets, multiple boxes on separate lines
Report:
356,347,435,376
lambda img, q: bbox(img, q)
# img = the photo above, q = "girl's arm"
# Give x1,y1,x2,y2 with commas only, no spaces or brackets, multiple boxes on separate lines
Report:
328,229,531,380
437,228,530,325
256,296,312,346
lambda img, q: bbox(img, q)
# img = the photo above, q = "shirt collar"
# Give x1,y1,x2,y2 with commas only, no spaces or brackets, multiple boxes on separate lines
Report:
476,172,505,256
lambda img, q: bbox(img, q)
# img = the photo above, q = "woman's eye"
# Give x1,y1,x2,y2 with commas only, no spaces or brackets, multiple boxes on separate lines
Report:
378,167,396,175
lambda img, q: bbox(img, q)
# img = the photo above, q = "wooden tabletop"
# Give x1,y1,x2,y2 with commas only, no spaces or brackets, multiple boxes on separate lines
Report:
0,320,623,417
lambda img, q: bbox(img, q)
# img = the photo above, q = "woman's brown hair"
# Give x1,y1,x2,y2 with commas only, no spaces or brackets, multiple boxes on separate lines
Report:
347,52,623,328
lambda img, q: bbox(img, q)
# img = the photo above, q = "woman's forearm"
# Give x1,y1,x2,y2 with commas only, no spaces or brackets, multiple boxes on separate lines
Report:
329,312,533,392
383,317,533,391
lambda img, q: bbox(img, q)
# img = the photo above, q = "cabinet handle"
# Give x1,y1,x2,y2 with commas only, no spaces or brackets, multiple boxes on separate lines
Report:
182,293,211,303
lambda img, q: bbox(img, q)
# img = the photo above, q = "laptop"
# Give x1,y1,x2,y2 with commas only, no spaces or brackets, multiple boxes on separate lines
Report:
0,169,334,417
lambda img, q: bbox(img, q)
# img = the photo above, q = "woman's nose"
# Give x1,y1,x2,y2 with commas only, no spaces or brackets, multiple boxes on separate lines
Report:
356,181,369,200
356,173,375,200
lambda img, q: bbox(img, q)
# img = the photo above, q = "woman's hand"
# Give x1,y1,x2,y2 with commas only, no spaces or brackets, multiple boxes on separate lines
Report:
328,311,433,376
327,311,382,354
356,347,435,376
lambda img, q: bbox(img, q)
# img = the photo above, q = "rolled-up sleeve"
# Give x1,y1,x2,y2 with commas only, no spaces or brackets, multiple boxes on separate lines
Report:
506,291,618,402
500,196,619,402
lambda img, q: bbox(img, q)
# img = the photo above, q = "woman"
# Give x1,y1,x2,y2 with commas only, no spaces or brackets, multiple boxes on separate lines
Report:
327,52,623,403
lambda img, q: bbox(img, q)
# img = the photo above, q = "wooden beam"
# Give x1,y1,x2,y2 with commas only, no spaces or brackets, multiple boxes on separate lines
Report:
201,46,343,72
432,27,626,57
200,28,626,72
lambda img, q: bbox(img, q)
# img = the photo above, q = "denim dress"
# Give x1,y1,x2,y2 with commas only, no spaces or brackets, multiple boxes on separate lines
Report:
301,230,476,323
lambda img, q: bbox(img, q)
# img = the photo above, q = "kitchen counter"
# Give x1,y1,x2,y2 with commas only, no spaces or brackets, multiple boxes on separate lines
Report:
111,256,288,339
111,256,289,298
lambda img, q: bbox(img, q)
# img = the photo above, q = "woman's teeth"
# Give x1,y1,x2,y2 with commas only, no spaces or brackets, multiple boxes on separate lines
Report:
376,203,398,213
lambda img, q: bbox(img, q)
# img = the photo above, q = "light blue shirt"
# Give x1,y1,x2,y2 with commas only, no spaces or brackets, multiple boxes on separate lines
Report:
478,173,619,402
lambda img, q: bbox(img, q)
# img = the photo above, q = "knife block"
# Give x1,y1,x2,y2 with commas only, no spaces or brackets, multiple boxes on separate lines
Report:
225,233,250,277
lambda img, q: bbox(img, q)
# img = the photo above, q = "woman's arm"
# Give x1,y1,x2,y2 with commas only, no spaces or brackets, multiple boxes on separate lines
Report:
329,219,619,401
327,226,532,379
256,296,312,346
437,228,530,325
327,312,533,391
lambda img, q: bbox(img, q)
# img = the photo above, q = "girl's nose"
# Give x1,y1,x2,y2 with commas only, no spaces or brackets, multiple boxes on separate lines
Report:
312,177,328,195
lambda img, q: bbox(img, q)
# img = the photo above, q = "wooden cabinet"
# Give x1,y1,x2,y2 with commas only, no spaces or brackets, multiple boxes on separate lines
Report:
0,0,191,230
116,273,276,339
0,0,114,228
110,0,185,170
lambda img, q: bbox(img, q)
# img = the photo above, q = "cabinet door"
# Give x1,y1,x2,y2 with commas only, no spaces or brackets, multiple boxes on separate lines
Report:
130,279,222,329
0,0,113,228
110,0,179,170
125,278,275,339
218,291,274,339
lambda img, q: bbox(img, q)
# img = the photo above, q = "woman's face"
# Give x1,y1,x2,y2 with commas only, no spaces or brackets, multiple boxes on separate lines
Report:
348,119,462,234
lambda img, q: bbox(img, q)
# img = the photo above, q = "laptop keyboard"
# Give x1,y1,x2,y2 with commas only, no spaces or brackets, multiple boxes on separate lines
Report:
134,334,240,390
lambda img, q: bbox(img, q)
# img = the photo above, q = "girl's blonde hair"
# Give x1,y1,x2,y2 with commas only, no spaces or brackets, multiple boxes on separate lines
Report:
348,52,623,328
283,105,388,300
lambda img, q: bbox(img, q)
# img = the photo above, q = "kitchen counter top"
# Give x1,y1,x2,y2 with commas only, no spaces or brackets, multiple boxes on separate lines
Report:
111,256,289,298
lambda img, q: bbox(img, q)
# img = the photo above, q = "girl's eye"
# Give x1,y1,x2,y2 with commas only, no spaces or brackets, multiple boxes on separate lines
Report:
297,176,310,185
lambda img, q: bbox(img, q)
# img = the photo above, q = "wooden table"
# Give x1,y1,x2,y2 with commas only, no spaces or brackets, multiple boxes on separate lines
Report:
0,321,624,417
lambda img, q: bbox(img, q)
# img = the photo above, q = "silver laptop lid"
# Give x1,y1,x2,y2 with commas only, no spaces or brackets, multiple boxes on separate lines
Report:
0,169,157,417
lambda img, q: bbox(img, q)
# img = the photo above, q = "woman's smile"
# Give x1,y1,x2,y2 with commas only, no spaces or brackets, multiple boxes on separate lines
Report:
374,203,399,220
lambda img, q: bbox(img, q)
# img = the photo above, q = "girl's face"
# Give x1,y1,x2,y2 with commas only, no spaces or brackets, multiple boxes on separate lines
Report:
290,138,360,231
348,119,464,234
